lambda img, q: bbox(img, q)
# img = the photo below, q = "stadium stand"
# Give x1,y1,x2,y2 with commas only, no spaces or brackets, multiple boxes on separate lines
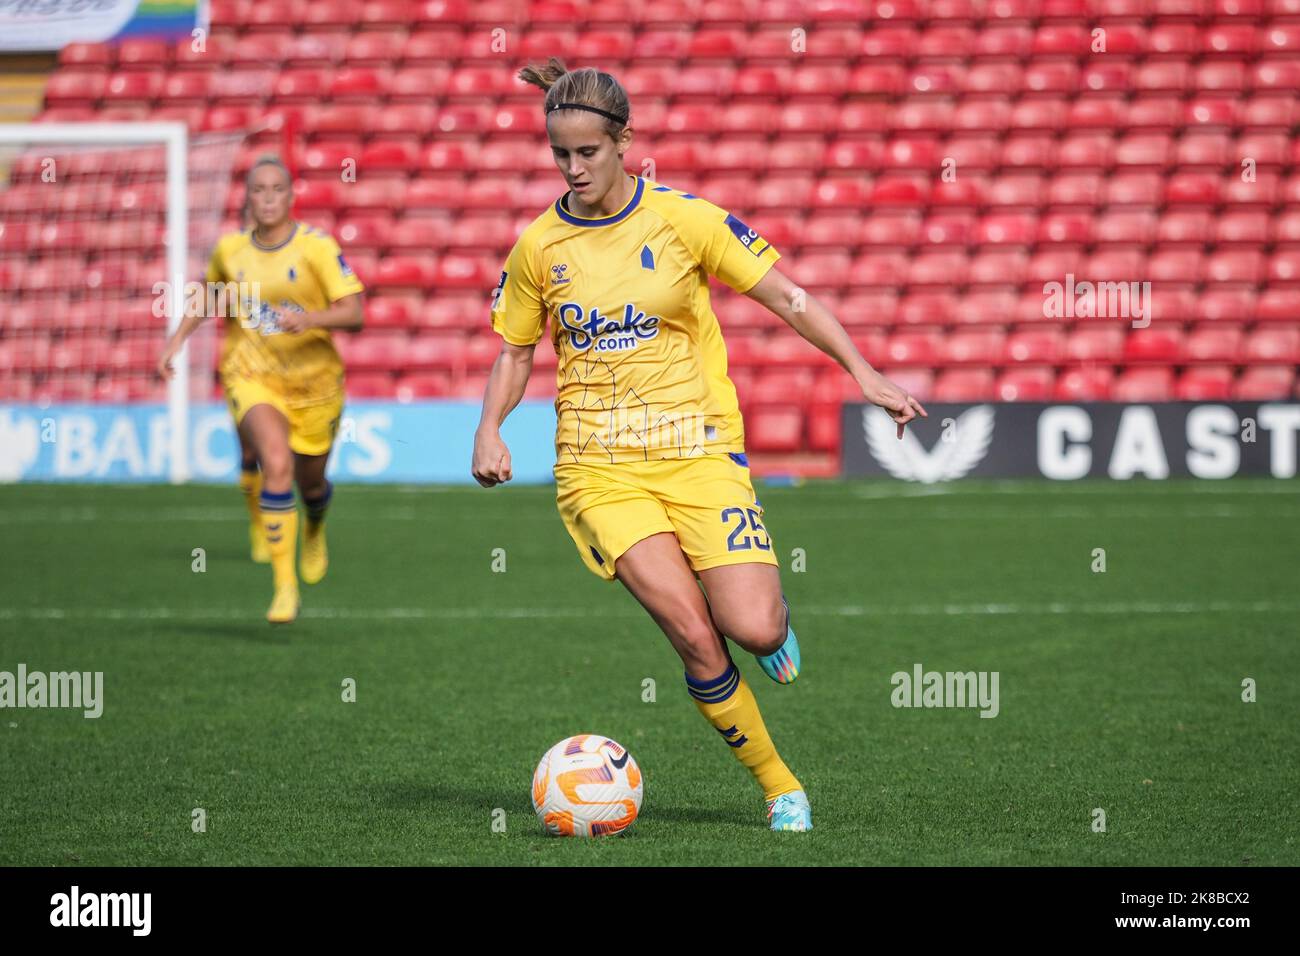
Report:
3,0,1299,472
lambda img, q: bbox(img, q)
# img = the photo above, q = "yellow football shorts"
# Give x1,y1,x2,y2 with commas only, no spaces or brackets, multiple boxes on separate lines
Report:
223,376,343,457
555,453,778,581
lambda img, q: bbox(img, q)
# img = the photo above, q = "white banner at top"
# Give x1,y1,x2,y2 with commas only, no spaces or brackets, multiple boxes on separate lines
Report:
0,0,141,51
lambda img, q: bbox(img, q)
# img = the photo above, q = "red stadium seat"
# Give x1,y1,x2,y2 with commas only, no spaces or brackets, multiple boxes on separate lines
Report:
1176,366,1235,400
1003,133,1057,168
1234,366,1296,400
301,0,360,29
1256,288,1300,322
1206,249,1265,284
1067,326,1125,361
747,406,804,453
1154,210,1209,244
1243,328,1300,363
363,297,416,330
117,39,170,69
1056,132,1114,168
996,367,1056,401
1135,61,1191,93
986,173,1045,207
1251,61,1300,93
1112,368,1174,401
1267,248,1300,283
934,368,995,401
849,64,904,97
1124,325,1184,362
1148,247,1202,282
44,70,107,105
1054,367,1114,401
394,372,453,401
861,27,921,59
876,367,934,402
372,256,436,289
229,33,293,66
347,371,396,397
975,25,1033,57
1165,171,1221,205
1260,21,1300,54
1216,210,1270,245
1093,210,1154,245
945,330,1006,364
59,42,113,68
884,331,942,365
242,0,301,30
1185,324,1243,362
806,403,842,453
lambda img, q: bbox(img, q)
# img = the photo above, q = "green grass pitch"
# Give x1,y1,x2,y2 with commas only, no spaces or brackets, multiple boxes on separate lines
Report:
0,479,1296,866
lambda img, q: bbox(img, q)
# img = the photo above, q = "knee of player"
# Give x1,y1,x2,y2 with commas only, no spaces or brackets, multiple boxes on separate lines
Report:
734,603,788,656
259,453,293,487
297,477,328,499
673,616,725,662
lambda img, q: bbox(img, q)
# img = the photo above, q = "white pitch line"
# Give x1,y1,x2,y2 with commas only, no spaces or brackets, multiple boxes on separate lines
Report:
0,600,1296,623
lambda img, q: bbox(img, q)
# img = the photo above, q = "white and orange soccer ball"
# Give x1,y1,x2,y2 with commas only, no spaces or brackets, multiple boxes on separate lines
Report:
531,734,643,837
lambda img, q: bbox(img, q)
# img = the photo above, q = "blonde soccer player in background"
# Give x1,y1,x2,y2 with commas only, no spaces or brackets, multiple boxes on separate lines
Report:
472,60,925,831
160,155,364,623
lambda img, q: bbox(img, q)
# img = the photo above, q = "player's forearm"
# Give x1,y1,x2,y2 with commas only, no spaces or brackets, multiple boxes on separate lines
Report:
477,346,534,434
306,295,363,331
166,313,205,348
783,297,876,383
749,270,876,386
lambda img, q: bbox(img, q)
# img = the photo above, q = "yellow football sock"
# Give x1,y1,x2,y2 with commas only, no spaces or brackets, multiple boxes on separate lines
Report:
686,661,802,802
259,490,299,592
240,468,268,557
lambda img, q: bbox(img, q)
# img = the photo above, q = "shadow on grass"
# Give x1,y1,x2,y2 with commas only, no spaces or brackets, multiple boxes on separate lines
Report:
165,620,292,645
378,779,752,835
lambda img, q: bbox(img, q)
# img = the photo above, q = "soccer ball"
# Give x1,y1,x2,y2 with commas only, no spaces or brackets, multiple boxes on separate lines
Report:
531,734,643,837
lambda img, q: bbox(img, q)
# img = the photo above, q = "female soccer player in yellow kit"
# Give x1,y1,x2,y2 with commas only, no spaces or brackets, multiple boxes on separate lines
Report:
472,60,926,831
160,156,365,623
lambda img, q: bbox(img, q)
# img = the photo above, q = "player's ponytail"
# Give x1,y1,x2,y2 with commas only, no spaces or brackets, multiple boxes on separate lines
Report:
519,57,631,139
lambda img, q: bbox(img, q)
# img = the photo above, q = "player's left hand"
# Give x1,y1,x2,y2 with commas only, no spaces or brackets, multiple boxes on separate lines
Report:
861,370,928,439
278,312,315,334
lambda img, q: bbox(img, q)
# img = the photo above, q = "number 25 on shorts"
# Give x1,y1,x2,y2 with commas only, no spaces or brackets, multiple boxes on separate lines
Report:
721,507,772,552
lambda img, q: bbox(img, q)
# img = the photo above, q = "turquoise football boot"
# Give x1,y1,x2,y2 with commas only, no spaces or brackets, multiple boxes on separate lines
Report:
767,790,813,832
756,596,800,684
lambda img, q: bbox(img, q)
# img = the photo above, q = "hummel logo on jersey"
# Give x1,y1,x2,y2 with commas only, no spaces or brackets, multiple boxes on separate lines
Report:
551,263,571,285
556,301,661,352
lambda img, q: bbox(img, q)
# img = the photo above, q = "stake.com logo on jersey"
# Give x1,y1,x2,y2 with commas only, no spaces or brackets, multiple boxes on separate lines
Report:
555,301,662,353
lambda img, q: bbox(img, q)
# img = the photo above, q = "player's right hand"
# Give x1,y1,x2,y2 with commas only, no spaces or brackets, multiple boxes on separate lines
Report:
471,431,513,487
861,369,928,439
156,343,180,381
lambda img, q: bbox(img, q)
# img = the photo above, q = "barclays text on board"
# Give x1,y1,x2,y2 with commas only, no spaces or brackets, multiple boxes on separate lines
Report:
0,401,559,484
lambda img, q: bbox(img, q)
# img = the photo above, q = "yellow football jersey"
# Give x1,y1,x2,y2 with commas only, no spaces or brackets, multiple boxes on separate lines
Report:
491,175,781,464
206,223,364,406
